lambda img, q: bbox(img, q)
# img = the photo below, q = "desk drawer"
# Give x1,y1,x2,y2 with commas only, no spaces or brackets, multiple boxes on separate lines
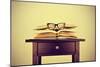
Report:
38,42,75,56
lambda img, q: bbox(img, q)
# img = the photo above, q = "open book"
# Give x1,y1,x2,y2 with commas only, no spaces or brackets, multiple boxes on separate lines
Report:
34,30,77,39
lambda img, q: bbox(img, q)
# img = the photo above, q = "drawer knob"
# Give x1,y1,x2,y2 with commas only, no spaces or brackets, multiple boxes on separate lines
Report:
56,46,59,49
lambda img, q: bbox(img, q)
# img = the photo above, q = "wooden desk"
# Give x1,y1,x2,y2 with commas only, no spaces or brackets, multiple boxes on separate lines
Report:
25,38,85,65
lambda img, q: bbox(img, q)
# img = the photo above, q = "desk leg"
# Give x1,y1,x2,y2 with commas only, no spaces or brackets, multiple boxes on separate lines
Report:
72,42,79,62
33,56,41,65
32,43,41,65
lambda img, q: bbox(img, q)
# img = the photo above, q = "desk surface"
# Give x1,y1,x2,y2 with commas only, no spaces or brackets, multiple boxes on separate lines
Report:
26,38,85,43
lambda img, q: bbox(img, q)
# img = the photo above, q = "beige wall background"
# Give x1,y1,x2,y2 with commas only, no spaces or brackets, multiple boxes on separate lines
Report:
11,1,96,66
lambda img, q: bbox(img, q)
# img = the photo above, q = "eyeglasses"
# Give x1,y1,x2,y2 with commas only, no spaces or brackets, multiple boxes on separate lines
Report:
47,23,65,32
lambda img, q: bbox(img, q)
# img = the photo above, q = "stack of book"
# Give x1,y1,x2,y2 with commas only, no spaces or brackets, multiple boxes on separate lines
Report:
34,30,76,39
34,23,77,39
